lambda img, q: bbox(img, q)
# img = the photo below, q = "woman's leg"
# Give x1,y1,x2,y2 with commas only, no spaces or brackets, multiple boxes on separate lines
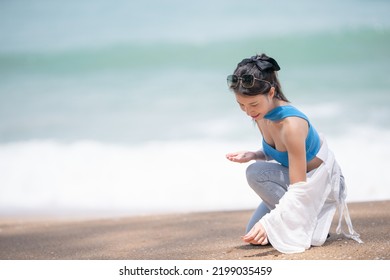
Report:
245,161,290,233
246,201,270,233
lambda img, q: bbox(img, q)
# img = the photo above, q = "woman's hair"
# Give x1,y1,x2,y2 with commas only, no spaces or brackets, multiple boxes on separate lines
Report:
231,53,289,102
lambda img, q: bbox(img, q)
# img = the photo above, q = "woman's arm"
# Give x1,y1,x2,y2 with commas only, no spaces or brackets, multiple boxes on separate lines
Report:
281,118,308,184
226,150,266,163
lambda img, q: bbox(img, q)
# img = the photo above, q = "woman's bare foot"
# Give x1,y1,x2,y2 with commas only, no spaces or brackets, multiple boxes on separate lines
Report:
250,237,269,246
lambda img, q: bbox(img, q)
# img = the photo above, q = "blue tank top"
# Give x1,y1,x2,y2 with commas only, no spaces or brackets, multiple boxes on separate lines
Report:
262,105,321,167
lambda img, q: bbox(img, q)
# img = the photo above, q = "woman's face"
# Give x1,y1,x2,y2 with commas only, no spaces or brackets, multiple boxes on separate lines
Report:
235,90,274,121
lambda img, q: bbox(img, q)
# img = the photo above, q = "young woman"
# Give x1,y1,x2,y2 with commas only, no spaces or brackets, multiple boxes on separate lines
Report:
225,54,362,253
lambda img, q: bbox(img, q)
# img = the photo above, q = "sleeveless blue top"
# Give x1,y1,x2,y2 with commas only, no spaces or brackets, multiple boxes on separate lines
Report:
262,105,321,167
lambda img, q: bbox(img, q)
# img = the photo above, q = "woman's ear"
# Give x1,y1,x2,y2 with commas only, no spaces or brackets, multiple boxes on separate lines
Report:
268,87,276,100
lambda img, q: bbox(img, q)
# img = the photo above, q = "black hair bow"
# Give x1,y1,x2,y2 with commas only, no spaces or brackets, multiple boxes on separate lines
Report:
238,55,281,71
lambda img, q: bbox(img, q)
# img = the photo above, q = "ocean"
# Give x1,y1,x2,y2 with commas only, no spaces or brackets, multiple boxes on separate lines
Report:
0,0,389,217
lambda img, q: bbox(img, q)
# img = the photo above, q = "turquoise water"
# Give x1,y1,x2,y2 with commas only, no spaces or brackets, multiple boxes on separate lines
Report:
1,28,389,142
0,0,389,216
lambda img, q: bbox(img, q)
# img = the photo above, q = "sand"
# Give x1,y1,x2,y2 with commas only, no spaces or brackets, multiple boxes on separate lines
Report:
0,200,389,260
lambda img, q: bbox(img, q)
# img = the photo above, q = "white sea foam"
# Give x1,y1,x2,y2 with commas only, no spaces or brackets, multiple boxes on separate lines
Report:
326,126,390,202
1,125,389,218
0,139,257,217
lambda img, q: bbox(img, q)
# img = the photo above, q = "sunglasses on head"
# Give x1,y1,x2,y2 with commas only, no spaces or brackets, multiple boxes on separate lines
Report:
227,74,272,89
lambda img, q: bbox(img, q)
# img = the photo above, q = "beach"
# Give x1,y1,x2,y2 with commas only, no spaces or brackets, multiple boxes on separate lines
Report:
0,200,388,260
1,1,390,271
1,0,390,228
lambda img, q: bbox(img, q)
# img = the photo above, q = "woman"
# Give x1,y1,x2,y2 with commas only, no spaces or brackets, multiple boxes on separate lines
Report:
225,54,362,253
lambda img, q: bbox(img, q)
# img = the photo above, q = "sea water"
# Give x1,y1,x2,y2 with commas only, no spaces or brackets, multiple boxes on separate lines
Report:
0,0,389,217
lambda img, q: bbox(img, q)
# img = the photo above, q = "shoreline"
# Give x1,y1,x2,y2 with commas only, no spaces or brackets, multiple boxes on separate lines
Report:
0,200,389,260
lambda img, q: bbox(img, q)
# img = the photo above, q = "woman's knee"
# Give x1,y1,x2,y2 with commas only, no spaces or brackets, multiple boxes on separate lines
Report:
246,161,289,210
245,161,289,189
246,161,272,185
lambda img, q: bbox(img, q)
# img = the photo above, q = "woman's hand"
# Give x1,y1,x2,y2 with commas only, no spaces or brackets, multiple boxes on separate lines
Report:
225,151,257,163
242,221,268,245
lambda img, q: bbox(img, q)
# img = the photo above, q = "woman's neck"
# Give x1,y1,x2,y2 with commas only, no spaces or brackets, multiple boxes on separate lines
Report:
270,99,289,111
